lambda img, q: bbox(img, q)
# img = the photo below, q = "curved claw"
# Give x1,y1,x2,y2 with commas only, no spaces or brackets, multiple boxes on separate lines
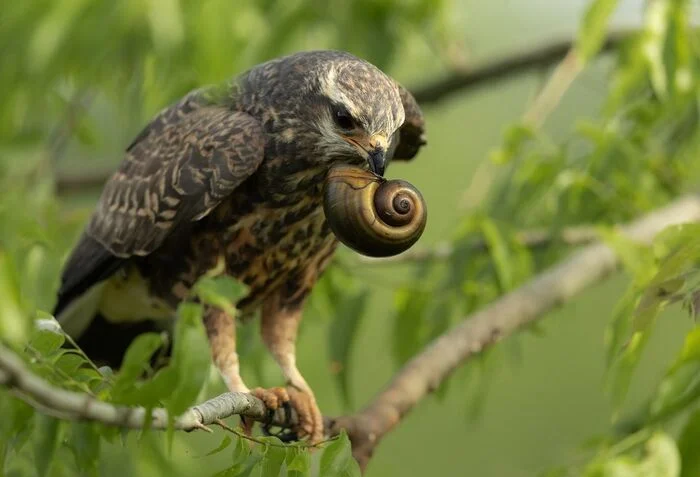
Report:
262,401,298,442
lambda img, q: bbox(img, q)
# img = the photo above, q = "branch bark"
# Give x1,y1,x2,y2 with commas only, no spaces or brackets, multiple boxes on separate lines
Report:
411,31,628,104
0,342,295,431
331,194,700,471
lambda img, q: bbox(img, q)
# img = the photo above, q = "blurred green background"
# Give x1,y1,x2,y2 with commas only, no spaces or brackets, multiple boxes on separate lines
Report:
3,0,699,475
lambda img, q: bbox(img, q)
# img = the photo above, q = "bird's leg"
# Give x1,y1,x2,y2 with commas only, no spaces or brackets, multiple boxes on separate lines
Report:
254,291,324,443
202,306,259,434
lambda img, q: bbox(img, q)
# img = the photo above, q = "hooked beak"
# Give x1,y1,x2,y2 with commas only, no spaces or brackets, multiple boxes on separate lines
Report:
366,134,387,177
342,133,388,177
368,149,385,176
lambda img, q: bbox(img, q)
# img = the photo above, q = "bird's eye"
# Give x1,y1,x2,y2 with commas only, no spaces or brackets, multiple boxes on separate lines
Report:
333,107,355,130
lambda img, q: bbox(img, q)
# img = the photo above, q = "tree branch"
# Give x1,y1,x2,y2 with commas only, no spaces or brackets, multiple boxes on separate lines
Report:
411,31,629,105
0,342,295,431
331,195,700,471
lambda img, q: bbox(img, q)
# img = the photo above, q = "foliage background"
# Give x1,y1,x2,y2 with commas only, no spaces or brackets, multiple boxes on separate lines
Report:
2,0,700,476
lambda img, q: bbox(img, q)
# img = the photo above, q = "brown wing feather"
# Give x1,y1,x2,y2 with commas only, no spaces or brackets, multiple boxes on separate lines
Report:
393,82,427,161
54,93,265,316
89,99,265,257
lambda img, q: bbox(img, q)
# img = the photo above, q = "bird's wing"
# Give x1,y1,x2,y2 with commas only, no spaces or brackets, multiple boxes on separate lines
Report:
54,92,265,316
393,82,427,161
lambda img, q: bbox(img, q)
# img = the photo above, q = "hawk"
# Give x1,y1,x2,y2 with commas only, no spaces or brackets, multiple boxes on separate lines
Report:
53,50,426,442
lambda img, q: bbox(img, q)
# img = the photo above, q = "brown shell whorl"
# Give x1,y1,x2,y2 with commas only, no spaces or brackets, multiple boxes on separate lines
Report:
322,165,427,258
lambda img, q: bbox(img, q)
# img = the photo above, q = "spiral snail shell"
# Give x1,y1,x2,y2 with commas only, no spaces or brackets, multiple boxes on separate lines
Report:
322,164,427,257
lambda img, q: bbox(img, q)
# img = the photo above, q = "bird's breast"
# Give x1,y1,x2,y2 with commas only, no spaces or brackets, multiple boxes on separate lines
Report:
221,193,335,309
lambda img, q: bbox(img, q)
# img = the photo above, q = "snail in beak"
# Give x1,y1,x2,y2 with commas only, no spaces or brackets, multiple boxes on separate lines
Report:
322,164,427,257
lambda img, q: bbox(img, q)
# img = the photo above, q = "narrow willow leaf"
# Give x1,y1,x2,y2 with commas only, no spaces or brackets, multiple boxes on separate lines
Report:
598,228,656,281
33,415,61,477
609,331,652,415
231,435,251,467
679,409,700,477
111,332,164,401
205,435,233,457
69,422,100,476
427,295,456,400
641,432,680,477
0,396,34,456
328,290,369,409
130,366,178,408
0,251,28,344
319,431,361,477
674,326,700,365
576,0,620,61
166,302,211,415
285,448,311,476
193,275,247,317
650,361,700,421
392,288,429,367
490,124,537,164
669,0,693,95
260,444,287,477
55,351,87,375
29,327,65,356
479,217,514,291
238,451,264,477
643,0,671,99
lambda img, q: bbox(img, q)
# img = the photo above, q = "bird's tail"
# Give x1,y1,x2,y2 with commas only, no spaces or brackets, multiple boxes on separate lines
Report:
53,283,171,369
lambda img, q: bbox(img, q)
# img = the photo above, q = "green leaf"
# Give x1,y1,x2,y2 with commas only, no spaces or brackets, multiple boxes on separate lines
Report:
328,290,369,409
29,327,65,356
260,444,287,477
479,217,514,291
576,0,620,61
112,332,164,401
0,250,28,344
55,351,87,375
641,432,681,477
608,330,652,416
193,275,247,317
205,435,233,457
392,288,429,367
0,395,34,457
33,415,61,477
598,227,656,281
319,431,361,477
231,435,252,467
165,302,211,415
643,0,671,99
678,409,700,477
648,351,700,423
69,422,100,476
285,449,310,476
490,124,537,164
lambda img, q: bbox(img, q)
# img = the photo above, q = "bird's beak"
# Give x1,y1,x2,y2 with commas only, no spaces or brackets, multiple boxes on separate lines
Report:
367,134,387,177
342,133,388,176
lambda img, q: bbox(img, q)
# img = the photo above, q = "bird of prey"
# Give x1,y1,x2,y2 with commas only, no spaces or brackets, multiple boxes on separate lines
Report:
53,50,426,442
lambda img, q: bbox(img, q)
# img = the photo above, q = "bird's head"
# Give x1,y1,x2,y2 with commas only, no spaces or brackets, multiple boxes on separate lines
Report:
307,53,405,177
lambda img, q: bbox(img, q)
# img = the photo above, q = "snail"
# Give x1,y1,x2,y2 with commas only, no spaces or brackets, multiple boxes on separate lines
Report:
322,164,427,257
